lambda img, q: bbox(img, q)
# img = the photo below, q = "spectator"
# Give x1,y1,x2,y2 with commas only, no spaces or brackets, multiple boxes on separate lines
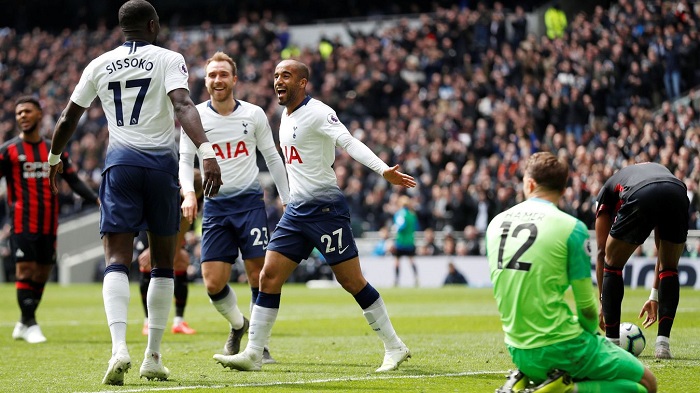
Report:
462,225,482,256
443,262,468,285
544,3,567,40
418,227,441,256
508,6,528,48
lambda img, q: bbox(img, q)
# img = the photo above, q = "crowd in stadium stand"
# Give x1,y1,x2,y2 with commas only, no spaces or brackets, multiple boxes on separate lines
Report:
1,0,700,261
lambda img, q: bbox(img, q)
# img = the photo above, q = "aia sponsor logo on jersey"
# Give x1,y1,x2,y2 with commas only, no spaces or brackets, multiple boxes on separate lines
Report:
212,141,250,159
283,145,302,164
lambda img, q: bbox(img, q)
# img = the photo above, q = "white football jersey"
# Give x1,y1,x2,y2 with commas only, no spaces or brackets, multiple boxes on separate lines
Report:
279,97,349,206
70,41,189,174
181,99,287,214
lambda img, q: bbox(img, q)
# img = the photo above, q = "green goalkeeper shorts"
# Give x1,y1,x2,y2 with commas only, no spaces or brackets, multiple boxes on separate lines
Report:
508,331,645,384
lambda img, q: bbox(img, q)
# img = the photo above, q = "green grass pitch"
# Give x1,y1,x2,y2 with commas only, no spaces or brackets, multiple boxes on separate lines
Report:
0,283,698,392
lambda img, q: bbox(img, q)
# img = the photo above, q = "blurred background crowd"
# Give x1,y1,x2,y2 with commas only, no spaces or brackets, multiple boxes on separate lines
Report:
1,0,700,270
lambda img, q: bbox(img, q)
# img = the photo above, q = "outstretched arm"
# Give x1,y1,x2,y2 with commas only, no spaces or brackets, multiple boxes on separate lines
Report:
336,133,416,188
48,101,87,195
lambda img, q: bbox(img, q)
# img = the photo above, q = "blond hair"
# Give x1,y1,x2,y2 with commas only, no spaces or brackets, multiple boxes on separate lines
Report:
205,51,237,76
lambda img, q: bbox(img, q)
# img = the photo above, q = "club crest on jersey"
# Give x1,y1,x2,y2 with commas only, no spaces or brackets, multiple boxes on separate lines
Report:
293,126,297,139
179,63,188,76
327,113,340,125
242,122,248,134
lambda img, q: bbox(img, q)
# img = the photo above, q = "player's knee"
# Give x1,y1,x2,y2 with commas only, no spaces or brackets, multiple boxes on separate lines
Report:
259,268,284,291
173,250,190,271
204,279,225,295
336,276,366,295
15,264,34,279
247,271,260,286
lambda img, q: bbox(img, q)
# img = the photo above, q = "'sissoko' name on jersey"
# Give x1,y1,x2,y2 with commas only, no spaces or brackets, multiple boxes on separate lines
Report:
106,57,154,74
503,211,545,222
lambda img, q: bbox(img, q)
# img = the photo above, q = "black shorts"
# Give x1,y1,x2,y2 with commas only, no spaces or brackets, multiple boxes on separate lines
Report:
610,182,689,245
393,245,416,257
10,233,57,265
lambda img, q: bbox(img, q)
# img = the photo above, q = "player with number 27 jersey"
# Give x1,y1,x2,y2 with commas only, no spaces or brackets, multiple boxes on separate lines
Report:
279,96,387,218
486,197,591,348
70,42,189,177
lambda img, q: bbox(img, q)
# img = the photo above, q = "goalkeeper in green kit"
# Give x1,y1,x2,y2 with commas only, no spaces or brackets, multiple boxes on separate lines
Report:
486,152,656,393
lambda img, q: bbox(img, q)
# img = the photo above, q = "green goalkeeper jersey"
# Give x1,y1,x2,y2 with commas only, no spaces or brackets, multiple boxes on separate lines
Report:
486,197,591,349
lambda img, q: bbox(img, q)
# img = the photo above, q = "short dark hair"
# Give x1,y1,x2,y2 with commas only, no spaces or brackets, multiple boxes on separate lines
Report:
525,152,569,192
119,0,157,30
15,95,41,111
296,61,310,80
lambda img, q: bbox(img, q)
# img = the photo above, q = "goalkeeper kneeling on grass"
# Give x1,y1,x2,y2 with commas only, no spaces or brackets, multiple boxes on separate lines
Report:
486,152,657,393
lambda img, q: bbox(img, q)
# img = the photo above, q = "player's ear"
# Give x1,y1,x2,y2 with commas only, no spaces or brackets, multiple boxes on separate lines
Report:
523,175,536,196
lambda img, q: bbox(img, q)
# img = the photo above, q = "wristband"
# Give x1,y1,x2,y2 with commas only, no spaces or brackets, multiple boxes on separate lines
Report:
649,288,659,302
47,152,61,166
198,142,216,160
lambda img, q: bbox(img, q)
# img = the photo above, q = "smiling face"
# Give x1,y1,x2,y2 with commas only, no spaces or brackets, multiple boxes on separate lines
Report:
273,60,307,110
205,60,237,103
15,102,42,136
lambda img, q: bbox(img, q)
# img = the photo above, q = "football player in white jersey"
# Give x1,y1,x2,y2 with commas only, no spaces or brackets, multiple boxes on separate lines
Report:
214,59,416,373
179,52,290,364
47,0,222,386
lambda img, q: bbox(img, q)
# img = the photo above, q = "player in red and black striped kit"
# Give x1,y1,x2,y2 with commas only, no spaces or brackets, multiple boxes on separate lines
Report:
2,96,98,344
595,162,688,359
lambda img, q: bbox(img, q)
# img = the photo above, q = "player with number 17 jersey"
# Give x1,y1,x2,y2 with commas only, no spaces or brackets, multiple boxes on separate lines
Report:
486,197,590,348
70,42,190,177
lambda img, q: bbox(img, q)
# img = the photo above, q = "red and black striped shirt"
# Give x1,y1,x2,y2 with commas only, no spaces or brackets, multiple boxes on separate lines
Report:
0,137,96,235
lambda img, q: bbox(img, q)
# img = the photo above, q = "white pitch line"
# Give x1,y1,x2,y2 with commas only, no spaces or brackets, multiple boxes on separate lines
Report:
80,370,507,393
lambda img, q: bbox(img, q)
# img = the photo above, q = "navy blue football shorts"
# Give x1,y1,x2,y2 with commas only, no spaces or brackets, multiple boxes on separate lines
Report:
200,206,269,263
99,165,180,236
268,211,359,265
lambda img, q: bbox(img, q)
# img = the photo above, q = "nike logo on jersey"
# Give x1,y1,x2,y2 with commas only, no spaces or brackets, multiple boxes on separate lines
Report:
338,245,349,254
204,128,214,133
